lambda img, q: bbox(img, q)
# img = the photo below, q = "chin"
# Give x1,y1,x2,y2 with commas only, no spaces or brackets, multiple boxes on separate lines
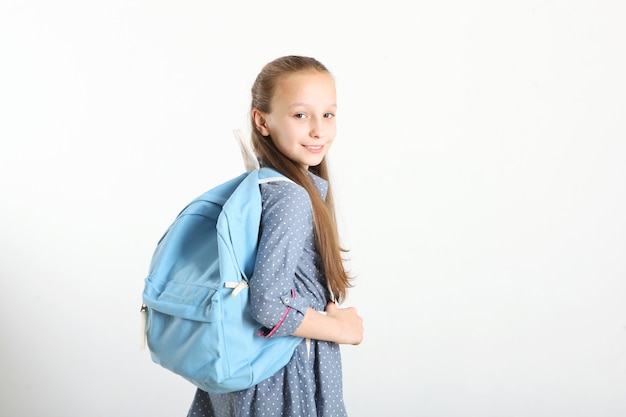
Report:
306,159,325,169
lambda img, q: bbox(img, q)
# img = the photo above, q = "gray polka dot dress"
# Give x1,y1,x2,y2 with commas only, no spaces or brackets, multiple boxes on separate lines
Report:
186,172,348,417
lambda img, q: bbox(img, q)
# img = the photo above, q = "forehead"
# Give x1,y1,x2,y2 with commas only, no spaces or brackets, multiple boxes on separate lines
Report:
272,70,336,107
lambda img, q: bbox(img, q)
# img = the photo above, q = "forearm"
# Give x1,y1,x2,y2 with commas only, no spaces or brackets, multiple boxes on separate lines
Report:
292,304,363,345
292,308,339,342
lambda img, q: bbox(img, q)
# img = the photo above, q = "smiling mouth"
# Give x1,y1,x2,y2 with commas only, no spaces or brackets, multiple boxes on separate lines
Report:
304,145,324,154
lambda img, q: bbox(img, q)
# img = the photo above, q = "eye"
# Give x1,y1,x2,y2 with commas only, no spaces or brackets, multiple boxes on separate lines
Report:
294,113,307,119
324,112,335,119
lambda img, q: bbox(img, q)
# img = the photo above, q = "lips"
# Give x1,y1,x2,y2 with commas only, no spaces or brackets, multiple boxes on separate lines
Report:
304,145,324,153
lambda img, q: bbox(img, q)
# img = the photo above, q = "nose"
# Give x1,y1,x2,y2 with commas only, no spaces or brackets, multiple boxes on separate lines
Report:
309,117,324,139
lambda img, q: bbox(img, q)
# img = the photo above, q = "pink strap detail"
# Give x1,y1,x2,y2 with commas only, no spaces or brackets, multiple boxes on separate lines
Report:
258,289,296,338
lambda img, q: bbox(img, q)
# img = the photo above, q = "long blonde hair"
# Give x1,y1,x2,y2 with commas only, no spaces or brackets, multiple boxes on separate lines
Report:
250,55,352,302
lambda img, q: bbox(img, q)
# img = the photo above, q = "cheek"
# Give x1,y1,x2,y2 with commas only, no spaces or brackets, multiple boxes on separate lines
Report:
279,126,303,146
327,124,337,142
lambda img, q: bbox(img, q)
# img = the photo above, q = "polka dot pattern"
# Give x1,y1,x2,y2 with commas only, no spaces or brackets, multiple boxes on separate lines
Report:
186,173,347,417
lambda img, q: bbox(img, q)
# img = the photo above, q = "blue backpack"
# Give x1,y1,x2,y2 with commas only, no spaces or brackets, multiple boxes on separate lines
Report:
141,167,303,393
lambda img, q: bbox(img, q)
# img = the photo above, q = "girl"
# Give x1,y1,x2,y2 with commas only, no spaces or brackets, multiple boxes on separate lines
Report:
187,55,363,417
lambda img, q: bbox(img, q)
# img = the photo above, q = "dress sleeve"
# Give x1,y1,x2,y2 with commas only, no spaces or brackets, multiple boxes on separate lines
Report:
249,180,314,337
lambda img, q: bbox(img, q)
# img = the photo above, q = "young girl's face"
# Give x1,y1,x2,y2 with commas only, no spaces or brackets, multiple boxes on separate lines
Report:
255,70,337,169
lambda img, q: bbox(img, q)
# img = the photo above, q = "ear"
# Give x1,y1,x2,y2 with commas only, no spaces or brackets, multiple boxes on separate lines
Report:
252,108,270,136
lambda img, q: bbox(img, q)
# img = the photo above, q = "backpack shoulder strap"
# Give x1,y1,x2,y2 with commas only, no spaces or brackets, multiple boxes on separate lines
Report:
217,169,290,287
257,167,293,184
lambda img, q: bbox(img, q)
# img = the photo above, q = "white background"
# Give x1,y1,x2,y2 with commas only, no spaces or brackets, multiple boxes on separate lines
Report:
1,1,625,416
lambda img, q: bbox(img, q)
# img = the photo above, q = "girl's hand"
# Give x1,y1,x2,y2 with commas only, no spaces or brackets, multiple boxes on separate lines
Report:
293,304,364,345
325,302,364,345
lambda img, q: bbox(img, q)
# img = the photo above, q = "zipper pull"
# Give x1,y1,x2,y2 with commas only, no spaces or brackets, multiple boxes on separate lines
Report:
139,305,147,350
